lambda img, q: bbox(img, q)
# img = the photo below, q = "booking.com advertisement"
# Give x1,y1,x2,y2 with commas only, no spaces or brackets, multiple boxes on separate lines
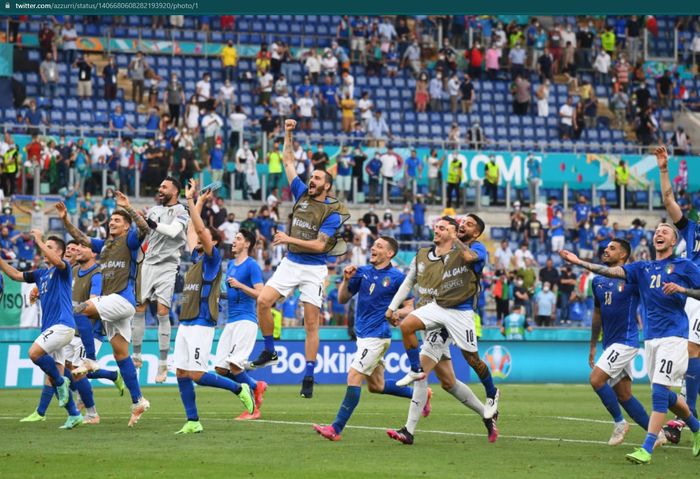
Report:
0,336,650,388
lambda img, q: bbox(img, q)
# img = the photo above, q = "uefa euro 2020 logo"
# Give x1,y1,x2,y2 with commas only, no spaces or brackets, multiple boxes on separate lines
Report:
482,345,512,379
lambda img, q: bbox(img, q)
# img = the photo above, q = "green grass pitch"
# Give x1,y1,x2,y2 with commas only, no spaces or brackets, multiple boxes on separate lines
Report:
1,384,698,478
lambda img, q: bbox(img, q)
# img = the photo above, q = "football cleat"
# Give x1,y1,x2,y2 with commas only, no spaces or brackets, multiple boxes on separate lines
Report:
72,358,100,376
175,420,203,434
483,415,499,443
313,424,341,441
155,365,169,383
662,419,685,445
300,375,314,399
128,397,150,427
608,421,629,446
132,356,143,369
422,388,433,417
83,414,101,425
19,410,46,422
693,430,700,457
483,388,500,419
59,414,84,430
396,369,426,387
248,350,279,370
235,408,261,421
254,381,268,409
238,384,255,414
387,427,414,445
626,447,651,465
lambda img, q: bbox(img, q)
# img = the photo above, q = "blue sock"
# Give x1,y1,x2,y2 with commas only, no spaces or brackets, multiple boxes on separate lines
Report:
684,413,700,433
37,384,54,416
232,371,258,390
594,384,624,422
63,390,80,417
305,361,315,377
480,369,498,399
88,369,118,382
642,432,657,454
197,372,242,394
685,357,700,417
75,315,96,360
34,354,64,385
177,377,198,421
116,357,142,403
331,386,361,434
406,347,421,372
263,335,275,352
620,396,649,430
382,380,413,398
71,375,95,409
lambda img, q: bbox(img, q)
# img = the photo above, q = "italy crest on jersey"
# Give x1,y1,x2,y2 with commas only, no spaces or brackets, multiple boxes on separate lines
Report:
665,264,675,276
382,277,391,288
617,281,624,293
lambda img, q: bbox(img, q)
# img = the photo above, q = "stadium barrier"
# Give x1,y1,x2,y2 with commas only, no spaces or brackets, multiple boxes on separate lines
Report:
0,327,650,388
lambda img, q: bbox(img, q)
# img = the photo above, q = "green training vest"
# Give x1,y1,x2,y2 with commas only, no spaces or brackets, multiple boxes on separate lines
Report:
179,256,222,323
415,245,479,309
73,264,100,304
100,235,134,296
288,192,350,256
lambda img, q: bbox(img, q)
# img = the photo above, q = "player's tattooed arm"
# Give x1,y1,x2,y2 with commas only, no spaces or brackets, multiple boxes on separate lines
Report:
655,146,683,223
453,237,479,262
115,191,149,238
662,282,700,300
273,230,330,253
559,249,627,279
55,201,90,247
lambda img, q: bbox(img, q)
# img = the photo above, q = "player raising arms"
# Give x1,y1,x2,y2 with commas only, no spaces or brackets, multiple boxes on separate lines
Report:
312,236,429,441
57,193,150,427
656,145,700,443
588,239,650,445
560,222,700,463
213,228,267,420
174,180,254,434
249,119,349,399
132,177,189,383
1,230,82,429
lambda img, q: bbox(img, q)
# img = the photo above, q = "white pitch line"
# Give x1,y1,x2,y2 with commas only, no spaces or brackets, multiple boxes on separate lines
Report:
543,416,614,424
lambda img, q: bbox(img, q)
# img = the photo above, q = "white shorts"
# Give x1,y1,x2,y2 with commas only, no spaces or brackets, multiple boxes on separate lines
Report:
350,337,391,376
214,320,258,370
174,324,215,372
90,294,135,342
265,257,327,308
35,324,75,364
63,336,104,368
551,236,565,252
685,297,700,346
140,263,178,308
595,343,638,387
644,337,689,387
337,175,351,193
420,328,453,363
411,302,478,353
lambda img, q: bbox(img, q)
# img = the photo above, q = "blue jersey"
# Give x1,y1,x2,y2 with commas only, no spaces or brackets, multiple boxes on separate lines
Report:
628,227,645,250
26,261,75,331
578,227,594,249
573,203,591,224
286,177,342,266
550,217,565,237
16,237,35,261
597,226,612,248
592,276,640,348
327,289,346,314
624,257,700,340
348,264,407,339
454,241,488,311
181,248,223,327
225,256,263,324
592,205,608,226
282,295,299,318
676,217,700,266
91,228,141,305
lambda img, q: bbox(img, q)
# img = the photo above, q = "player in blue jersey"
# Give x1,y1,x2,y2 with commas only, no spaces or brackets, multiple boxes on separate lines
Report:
0,230,83,429
588,239,650,445
173,180,254,434
249,120,349,399
57,192,150,427
560,222,700,463
312,236,430,441
214,227,267,420
656,146,700,443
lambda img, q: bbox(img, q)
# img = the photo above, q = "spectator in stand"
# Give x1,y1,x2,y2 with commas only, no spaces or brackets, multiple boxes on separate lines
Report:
447,73,461,114
24,101,45,136
467,121,486,150
380,146,401,194
426,149,444,205
539,257,560,289
510,202,526,243
208,137,225,185
365,152,383,203
558,96,575,140
38,22,55,60
401,38,422,77
494,239,514,272
446,123,462,150
340,92,356,133
128,51,148,104
577,220,595,260
164,73,185,126
414,74,429,112
558,265,576,323
525,152,541,205
357,91,373,128
255,42,271,76
609,88,629,129
73,53,94,99
671,127,692,156
549,209,565,253
512,73,531,116
257,68,273,106
600,26,616,57
595,217,614,258
61,21,78,64
101,55,118,102
548,23,563,74
39,52,59,99
295,90,315,132
445,151,464,208
351,16,369,64
592,48,611,85
349,146,367,202
614,57,631,92
614,159,629,208
656,70,674,109
366,110,391,147
514,241,534,270
428,73,444,112
201,107,224,152
266,141,283,191
335,146,353,201
484,154,499,205
536,78,550,117
397,205,414,250
537,47,554,82
321,48,339,77
108,104,135,133
459,73,475,113
319,75,339,121
577,22,595,68
403,149,422,201
274,73,288,96
195,72,214,111
259,108,279,141
311,143,329,171
525,210,544,256
235,141,257,200
485,44,500,81
512,276,530,318
272,88,294,123
573,194,591,229
572,100,585,140
378,209,395,237
509,41,526,79
303,49,322,84
591,196,609,233
466,42,483,80
534,282,557,327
